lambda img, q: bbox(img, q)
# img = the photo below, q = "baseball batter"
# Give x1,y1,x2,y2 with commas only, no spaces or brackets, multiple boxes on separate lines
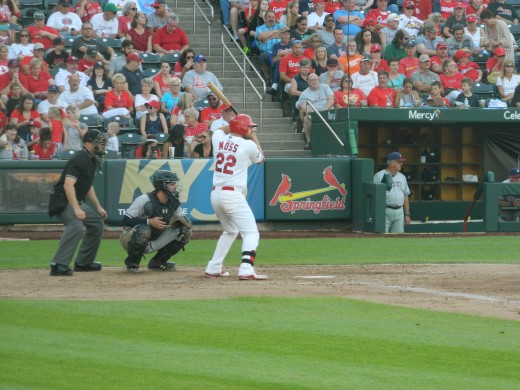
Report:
204,114,267,280
373,151,411,233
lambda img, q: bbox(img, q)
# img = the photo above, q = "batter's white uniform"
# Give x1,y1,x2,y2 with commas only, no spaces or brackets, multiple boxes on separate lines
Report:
205,129,265,277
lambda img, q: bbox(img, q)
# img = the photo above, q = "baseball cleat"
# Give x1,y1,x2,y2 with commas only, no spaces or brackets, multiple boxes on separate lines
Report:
50,263,73,276
238,273,268,280
204,271,230,278
127,266,140,273
74,262,102,272
148,261,176,271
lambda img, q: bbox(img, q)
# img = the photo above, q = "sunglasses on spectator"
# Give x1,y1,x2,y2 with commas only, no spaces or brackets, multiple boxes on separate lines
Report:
131,7,137,10
405,6,414,9
403,37,409,40
186,56,194,59
208,97,217,101
505,64,515,67
201,135,207,139
20,34,29,37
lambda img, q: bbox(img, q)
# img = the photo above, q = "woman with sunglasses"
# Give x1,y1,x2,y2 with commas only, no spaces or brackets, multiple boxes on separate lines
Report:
173,48,195,80
496,59,520,104
118,1,138,38
192,130,213,158
126,12,152,53
8,29,33,61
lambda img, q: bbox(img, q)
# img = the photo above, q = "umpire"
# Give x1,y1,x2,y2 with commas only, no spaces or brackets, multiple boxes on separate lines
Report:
120,170,191,273
373,151,411,233
49,129,108,276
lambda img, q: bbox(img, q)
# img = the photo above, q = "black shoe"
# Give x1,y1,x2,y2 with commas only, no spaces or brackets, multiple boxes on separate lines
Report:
127,266,140,273
74,262,102,272
148,261,176,271
304,142,311,150
50,263,73,276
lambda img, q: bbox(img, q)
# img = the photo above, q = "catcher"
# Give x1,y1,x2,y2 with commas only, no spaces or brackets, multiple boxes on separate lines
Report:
120,170,192,273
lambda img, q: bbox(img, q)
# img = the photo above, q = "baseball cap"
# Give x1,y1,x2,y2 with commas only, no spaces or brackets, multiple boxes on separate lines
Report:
494,47,506,56
207,91,217,98
291,39,302,46
466,14,477,23
152,0,165,6
58,0,71,5
509,168,520,177
126,52,142,62
454,49,470,60
30,119,42,128
388,13,400,22
404,1,414,7
103,3,118,12
370,43,382,52
454,1,464,8
326,57,339,66
34,43,45,51
87,48,98,57
48,85,60,93
419,54,430,62
406,40,416,48
194,54,206,62
387,151,406,162
145,100,160,109
66,56,79,63
93,61,105,69
363,17,377,27
279,26,290,33
436,41,447,48
53,37,64,45
313,0,324,3
8,59,19,67
34,10,45,20
360,57,371,62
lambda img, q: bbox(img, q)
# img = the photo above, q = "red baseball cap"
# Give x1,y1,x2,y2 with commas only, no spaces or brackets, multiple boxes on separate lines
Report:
466,15,477,23
370,43,382,52
30,119,42,128
66,56,79,63
126,53,142,62
436,41,448,48
145,100,160,109
454,49,471,60
363,17,377,27
494,47,506,56
404,1,414,7
454,2,464,8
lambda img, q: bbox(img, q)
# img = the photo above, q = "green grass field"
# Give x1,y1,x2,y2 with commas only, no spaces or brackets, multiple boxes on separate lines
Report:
1,236,519,389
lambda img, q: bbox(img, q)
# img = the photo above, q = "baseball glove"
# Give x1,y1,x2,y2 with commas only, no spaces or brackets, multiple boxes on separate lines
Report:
169,215,192,230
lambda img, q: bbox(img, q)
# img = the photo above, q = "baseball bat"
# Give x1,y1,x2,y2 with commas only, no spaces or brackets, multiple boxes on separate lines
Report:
207,82,238,115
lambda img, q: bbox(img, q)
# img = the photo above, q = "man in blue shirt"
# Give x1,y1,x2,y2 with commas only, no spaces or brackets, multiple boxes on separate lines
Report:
255,10,285,82
333,0,364,37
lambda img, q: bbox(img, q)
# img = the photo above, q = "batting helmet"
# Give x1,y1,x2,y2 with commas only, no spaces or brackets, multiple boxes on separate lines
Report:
153,170,180,200
229,114,257,135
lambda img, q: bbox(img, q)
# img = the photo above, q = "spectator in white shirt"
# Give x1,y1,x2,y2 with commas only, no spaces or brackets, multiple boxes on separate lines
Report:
46,0,83,38
90,3,120,38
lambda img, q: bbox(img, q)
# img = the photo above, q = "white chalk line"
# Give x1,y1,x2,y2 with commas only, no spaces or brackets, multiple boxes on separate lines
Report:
342,281,520,305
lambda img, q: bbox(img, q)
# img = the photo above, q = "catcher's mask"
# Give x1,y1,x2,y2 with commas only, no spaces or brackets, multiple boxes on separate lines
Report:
229,114,257,136
153,170,180,201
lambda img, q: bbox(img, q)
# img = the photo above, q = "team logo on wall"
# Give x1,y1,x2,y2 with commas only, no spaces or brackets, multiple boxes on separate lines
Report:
269,166,347,214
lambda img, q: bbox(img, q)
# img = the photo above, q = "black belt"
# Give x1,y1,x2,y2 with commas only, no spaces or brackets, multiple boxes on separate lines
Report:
386,205,402,210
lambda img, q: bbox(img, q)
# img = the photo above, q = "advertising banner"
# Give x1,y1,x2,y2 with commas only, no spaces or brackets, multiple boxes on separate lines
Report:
265,158,352,220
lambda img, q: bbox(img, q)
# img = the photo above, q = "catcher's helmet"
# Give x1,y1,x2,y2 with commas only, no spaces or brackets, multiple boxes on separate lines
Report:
229,114,257,135
153,170,180,200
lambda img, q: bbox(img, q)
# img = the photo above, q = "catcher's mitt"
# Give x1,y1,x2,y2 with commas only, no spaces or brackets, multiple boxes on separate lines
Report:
169,215,192,229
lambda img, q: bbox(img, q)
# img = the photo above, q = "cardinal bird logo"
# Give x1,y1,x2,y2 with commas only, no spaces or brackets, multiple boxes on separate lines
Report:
323,166,346,196
269,174,292,206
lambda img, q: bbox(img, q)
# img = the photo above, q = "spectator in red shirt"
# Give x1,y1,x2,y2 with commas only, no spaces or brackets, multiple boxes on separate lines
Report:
368,70,396,107
334,74,367,107
19,58,54,103
126,12,152,53
269,0,290,21
27,11,59,50
104,73,133,118
0,59,29,99
76,0,102,23
199,92,226,127
454,49,482,82
365,0,391,30
20,43,49,75
370,43,389,73
279,39,306,93
430,41,451,74
399,41,420,77
117,2,138,38
31,128,58,160
10,94,40,140
486,47,506,83
324,0,341,14
183,107,209,151
440,58,464,102
78,48,100,75
152,14,190,55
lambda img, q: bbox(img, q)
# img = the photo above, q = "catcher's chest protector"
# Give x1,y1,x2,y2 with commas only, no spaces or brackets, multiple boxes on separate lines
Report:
146,192,180,239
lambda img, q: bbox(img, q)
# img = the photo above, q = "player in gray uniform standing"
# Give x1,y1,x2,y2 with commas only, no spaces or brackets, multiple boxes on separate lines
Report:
120,170,192,273
205,114,267,280
373,151,411,233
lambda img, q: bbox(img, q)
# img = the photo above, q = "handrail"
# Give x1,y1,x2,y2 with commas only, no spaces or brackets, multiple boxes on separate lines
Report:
220,25,266,130
305,102,345,147
192,0,214,56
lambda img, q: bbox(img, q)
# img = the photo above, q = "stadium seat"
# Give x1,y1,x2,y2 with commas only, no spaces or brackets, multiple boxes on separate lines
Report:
155,133,168,144
19,0,43,9
20,7,39,27
139,53,161,70
472,82,497,100
59,150,76,159
105,150,119,159
49,66,64,77
97,37,122,55
161,53,180,66
103,116,137,133
118,133,144,158
143,68,159,78
80,114,104,131
44,0,58,10
194,98,210,111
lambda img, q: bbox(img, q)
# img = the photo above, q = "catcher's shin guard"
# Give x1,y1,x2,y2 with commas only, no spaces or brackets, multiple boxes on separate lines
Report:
124,225,151,268
147,240,184,269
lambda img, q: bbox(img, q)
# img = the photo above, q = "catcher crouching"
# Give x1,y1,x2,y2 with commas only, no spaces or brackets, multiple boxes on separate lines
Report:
120,170,192,273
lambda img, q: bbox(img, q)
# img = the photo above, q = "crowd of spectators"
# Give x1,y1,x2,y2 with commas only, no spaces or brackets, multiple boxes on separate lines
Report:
0,0,229,159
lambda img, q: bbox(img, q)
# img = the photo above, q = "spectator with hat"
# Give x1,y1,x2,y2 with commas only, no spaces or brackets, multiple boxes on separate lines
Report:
54,56,88,92
147,0,170,33
486,47,507,83
399,40,420,77
19,42,48,75
498,167,520,221
87,61,112,111
210,105,236,131
46,0,82,38
399,1,423,37
182,54,223,101
279,39,306,93
0,59,29,98
38,85,62,124
78,48,102,75
75,0,103,23
464,14,483,50
487,0,518,26
415,22,444,56
7,28,33,61
317,13,341,48
139,100,168,137
199,92,227,127
307,0,330,31
57,73,98,115
71,22,114,61
90,3,119,38
369,43,388,73
120,52,144,97
25,119,42,151
454,49,482,82
480,9,514,62
334,0,364,37
319,57,344,91
373,151,411,233
27,11,59,50
379,12,400,48
442,2,467,38
152,14,189,55
351,57,378,95
45,37,69,69
411,53,441,98
430,41,450,73
445,24,473,56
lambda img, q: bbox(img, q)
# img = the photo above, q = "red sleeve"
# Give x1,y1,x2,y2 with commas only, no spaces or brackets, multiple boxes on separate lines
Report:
367,88,381,107
199,108,209,122
152,28,163,46
134,145,144,158
104,91,115,110
334,91,346,107
18,72,29,89
279,56,288,74
124,92,133,108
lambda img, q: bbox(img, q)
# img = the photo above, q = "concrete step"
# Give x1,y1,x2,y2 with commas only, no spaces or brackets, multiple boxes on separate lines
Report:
257,133,303,141
264,149,311,157
260,140,307,150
